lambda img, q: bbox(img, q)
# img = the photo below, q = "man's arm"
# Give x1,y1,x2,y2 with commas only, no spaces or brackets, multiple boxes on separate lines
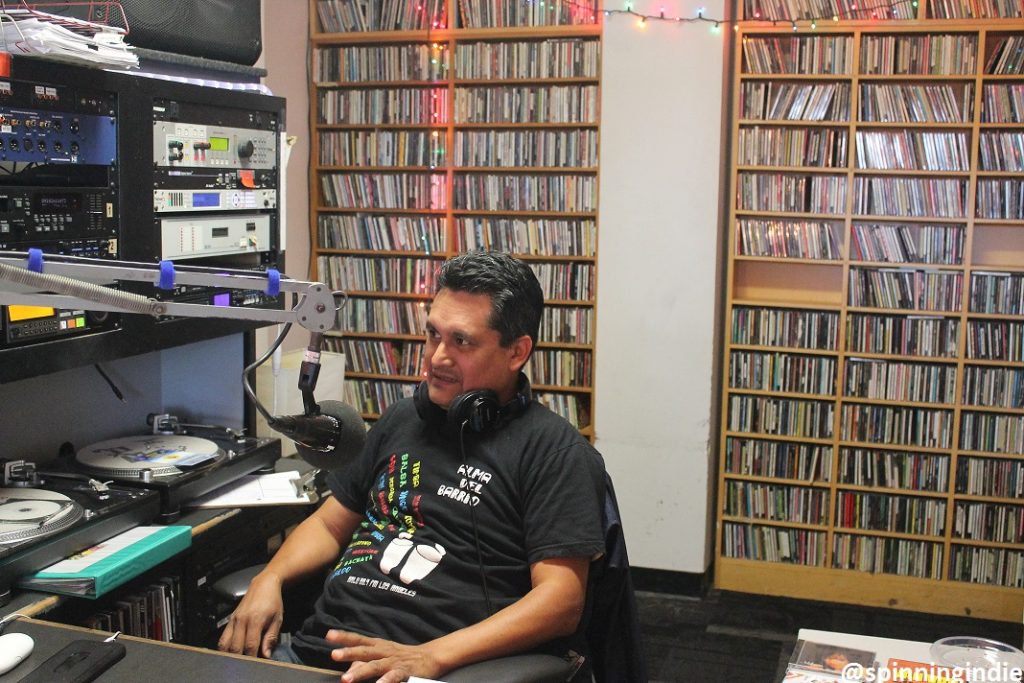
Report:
327,555,590,683
218,496,363,657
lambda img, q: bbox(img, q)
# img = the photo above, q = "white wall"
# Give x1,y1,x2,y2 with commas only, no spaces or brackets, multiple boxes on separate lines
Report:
596,2,729,572
159,335,248,429
258,1,313,359
261,1,310,286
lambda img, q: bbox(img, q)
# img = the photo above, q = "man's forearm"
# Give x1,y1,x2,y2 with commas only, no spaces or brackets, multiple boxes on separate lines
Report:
261,498,358,585
421,558,588,673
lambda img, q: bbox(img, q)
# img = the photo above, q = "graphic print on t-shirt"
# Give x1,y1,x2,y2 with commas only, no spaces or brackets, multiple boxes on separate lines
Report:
331,452,497,590
436,462,493,506
332,450,451,589
380,531,447,584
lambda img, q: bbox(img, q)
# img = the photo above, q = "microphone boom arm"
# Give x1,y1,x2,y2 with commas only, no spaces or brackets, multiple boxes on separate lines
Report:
0,251,339,334
0,250,366,467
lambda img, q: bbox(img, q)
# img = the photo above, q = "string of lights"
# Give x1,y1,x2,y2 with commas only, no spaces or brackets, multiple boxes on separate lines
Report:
385,0,1014,34
549,0,955,31
595,0,924,31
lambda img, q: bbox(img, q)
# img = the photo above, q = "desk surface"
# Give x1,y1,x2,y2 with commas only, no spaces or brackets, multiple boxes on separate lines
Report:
0,619,340,682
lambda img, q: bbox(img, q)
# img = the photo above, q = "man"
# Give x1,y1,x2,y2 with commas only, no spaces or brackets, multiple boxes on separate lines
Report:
219,252,606,683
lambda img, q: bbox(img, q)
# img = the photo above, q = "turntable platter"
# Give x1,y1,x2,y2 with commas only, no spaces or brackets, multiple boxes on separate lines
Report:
0,488,84,544
76,434,224,479
0,498,64,520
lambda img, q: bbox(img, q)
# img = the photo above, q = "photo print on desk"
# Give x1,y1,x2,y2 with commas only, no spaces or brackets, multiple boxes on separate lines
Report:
785,639,877,682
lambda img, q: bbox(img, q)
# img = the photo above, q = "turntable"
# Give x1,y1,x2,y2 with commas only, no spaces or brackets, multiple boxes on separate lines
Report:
69,413,281,522
0,460,160,605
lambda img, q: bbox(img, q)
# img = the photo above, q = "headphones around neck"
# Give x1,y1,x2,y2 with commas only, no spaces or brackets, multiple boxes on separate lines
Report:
414,373,532,435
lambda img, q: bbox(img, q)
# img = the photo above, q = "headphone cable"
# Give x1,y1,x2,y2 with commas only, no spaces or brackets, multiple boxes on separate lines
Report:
459,421,494,616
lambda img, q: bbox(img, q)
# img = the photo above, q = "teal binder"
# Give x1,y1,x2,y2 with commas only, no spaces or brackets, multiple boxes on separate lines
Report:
17,525,192,598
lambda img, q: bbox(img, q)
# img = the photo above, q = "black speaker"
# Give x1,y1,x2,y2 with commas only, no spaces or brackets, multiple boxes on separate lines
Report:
65,0,262,66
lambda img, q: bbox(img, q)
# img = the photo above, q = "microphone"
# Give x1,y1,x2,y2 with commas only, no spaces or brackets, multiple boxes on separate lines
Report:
268,399,367,471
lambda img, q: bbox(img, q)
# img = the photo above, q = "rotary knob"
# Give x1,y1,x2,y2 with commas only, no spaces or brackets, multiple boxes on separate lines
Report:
237,139,255,159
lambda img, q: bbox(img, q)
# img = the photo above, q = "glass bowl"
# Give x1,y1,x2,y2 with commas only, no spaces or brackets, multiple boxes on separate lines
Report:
930,636,1024,670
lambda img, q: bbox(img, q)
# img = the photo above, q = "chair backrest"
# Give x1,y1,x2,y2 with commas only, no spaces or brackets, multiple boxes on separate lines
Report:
583,473,647,683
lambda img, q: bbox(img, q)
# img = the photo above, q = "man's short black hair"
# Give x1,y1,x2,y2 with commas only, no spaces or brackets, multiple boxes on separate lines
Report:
435,251,544,348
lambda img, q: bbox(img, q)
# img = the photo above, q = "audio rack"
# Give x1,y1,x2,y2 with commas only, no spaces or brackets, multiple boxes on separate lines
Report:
0,56,286,381
0,71,121,351
0,76,118,259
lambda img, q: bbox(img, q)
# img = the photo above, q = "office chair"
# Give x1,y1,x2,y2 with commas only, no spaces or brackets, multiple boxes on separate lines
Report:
211,474,645,683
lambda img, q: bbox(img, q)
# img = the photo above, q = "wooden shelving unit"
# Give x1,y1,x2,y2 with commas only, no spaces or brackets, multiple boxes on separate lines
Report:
307,0,602,437
718,6,1024,621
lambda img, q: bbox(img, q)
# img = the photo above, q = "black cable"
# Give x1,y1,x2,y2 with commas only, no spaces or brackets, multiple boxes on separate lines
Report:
242,314,293,425
93,363,126,403
458,421,494,616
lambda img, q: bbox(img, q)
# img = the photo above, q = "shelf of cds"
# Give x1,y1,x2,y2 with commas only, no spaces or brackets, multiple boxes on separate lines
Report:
308,0,601,434
718,21,1024,621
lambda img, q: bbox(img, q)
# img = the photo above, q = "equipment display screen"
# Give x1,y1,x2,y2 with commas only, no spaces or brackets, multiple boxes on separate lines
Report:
193,193,220,208
209,136,229,152
32,192,82,213
7,305,55,322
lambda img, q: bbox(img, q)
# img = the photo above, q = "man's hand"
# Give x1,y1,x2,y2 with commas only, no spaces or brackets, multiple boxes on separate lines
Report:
327,630,445,683
217,572,285,658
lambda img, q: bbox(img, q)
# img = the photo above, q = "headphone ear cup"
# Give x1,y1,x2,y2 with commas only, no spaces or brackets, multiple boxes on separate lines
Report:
416,376,531,434
447,390,500,434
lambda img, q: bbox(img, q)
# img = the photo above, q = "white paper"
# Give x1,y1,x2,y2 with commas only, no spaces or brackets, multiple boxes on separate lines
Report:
187,471,316,508
0,10,137,69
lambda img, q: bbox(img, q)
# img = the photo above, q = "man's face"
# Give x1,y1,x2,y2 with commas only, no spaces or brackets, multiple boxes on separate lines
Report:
423,289,530,409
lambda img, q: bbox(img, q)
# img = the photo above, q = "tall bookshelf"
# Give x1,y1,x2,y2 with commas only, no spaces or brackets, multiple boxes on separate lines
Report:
718,3,1024,621
308,1,601,436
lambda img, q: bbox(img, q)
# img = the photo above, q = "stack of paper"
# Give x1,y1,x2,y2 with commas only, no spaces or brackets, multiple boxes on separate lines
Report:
187,471,319,508
0,8,137,69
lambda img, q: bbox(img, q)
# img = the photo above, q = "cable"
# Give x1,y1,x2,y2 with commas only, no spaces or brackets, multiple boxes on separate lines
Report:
0,613,28,634
93,364,126,403
458,421,494,616
242,314,293,425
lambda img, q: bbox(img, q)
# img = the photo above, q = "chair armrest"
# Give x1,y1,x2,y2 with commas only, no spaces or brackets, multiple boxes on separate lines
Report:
211,563,268,601
443,654,572,683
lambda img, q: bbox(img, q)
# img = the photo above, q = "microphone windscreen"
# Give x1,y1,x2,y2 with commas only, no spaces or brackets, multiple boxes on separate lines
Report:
295,399,367,471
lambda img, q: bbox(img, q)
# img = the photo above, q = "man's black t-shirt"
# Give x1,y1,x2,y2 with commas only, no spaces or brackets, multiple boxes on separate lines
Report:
290,396,606,669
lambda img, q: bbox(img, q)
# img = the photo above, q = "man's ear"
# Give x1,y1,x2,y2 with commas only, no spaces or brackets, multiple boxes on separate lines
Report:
508,335,533,373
